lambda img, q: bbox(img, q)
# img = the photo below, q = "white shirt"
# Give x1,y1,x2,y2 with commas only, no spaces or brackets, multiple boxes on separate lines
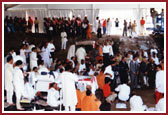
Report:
5,63,14,91
103,45,110,53
130,95,147,111
155,70,164,93
47,88,62,107
104,65,114,80
115,84,130,101
78,63,86,73
152,57,160,65
47,43,55,52
61,32,67,39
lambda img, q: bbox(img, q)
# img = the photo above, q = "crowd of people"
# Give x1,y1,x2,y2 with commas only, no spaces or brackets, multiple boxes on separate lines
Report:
4,34,164,111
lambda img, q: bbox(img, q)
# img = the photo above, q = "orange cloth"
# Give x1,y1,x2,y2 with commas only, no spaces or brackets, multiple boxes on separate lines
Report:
155,90,164,104
81,96,100,111
99,47,103,56
140,19,145,25
161,63,164,70
81,91,96,102
87,24,91,39
103,20,107,27
96,72,105,89
103,84,111,97
76,89,82,109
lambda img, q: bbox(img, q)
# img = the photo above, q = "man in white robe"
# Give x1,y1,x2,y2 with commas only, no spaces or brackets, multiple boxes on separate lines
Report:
5,56,14,105
47,40,56,63
129,95,147,111
30,47,38,71
106,18,112,36
94,17,99,34
13,60,25,110
155,65,164,104
76,47,87,64
59,66,78,111
67,45,75,61
61,30,68,50
20,44,27,65
115,84,130,101
41,43,51,68
28,67,38,88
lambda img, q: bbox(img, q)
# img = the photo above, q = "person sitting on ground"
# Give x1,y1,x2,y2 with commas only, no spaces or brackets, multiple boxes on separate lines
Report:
47,82,63,108
103,77,117,104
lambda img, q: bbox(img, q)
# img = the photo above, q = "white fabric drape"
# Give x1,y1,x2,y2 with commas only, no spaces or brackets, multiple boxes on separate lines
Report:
48,10,72,18
5,10,26,18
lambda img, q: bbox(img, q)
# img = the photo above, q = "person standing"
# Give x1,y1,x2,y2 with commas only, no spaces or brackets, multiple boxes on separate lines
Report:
59,65,78,111
97,20,102,38
140,17,145,36
5,56,14,105
30,47,38,71
129,56,139,89
106,18,112,36
61,30,68,50
155,65,164,104
128,21,132,37
41,42,51,68
34,17,39,33
151,8,158,30
132,20,137,38
95,17,99,34
119,57,129,84
87,22,92,40
102,19,107,35
115,18,119,34
13,60,25,110
47,39,56,63
123,20,128,37
28,16,33,33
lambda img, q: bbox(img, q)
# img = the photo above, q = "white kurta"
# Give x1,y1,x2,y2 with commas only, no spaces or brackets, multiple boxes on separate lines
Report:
5,63,14,91
30,51,38,70
5,63,14,104
47,88,62,107
155,98,164,111
28,71,38,87
67,45,75,60
152,57,160,65
155,70,164,93
78,64,86,73
61,32,68,50
20,49,26,64
47,43,55,53
41,47,51,68
115,84,130,101
24,82,35,99
104,65,114,80
76,47,87,64
107,21,112,35
60,72,78,107
130,95,147,111
13,67,26,98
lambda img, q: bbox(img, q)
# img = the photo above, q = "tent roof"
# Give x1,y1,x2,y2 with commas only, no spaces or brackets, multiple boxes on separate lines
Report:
6,3,165,10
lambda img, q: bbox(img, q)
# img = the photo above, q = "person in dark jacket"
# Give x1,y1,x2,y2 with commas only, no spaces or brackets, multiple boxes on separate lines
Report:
119,57,129,84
